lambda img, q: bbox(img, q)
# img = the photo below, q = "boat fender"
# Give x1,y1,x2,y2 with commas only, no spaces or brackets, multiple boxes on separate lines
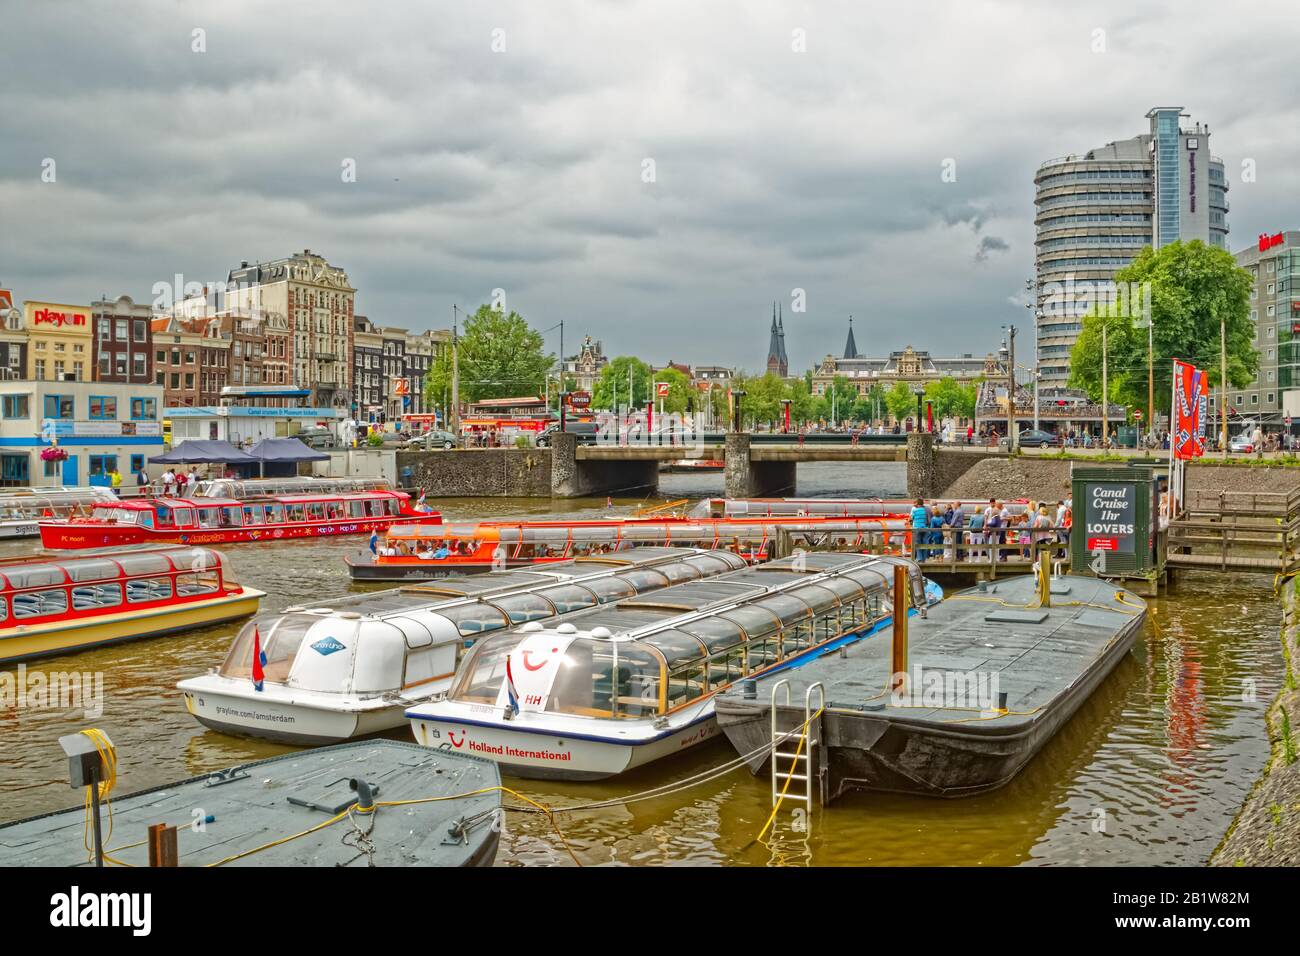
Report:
349,777,377,814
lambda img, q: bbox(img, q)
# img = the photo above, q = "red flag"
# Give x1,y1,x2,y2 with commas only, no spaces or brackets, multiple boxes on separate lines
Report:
252,626,265,692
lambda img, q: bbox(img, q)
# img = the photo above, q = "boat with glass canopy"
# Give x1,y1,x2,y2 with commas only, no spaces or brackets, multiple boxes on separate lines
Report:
38,486,424,550
690,497,1031,519
0,487,117,539
0,546,264,664
405,553,940,780
178,547,748,745
347,514,925,581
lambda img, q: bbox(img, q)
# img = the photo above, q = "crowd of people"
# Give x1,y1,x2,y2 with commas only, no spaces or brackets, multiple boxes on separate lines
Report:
908,498,1072,562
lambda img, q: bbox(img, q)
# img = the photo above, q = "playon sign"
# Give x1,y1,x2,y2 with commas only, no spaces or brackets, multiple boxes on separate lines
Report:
34,307,87,327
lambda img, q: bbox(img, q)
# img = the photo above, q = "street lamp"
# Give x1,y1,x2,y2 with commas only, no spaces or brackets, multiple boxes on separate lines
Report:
1000,324,1017,451
731,389,746,433
912,385,925,433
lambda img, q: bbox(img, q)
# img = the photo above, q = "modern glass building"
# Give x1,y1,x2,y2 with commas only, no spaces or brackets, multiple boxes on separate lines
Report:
1033,108,1228,388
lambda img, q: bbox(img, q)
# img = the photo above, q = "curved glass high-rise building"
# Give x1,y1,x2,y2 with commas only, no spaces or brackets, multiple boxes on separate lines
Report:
1033,108,1228,389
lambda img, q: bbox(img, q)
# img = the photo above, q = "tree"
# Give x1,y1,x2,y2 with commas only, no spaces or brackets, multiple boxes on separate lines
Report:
924,376,977,421
654,366,694,415
1068,240,1256,414
424,304,551,404
591,356,652,411
884,381,918,424
853,384,887,425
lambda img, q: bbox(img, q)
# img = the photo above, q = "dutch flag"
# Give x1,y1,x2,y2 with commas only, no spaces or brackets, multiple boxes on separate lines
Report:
252,626,267,693
504,654,521,716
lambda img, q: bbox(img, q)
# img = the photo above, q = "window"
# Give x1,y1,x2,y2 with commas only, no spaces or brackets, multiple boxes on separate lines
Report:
11,588,69,619
2,395,30,419
126,577,173,603
44,394,73,419
130,397,157,420
72,583,123,610
133,321,146,343
89,396,117,419
133,354,146,377
98,354,111,376
0,454,30,486
88,455,118,477
114,355,127,376
130,454,144,474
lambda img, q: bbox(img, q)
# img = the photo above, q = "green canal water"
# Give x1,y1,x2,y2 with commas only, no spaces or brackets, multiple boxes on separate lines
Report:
0,463,1283,866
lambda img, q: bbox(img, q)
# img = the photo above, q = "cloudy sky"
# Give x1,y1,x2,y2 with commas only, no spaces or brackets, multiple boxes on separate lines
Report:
2,1,1299,374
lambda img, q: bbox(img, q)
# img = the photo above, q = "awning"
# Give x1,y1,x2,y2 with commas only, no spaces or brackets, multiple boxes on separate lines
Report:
247,438,330,463
150,440,259,465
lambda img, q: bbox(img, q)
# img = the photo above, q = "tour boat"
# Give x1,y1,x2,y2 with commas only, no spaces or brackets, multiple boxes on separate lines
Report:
690,497,1032,519
0,487,117,539
190,476,398,499
405,553,942,781
37,487,428,550
0,546,264,664
178,547,749,745
345,514,922,581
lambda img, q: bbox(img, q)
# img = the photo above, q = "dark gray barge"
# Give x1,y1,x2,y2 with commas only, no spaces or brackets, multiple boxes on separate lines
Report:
713,573,1147,800
0,740,502,867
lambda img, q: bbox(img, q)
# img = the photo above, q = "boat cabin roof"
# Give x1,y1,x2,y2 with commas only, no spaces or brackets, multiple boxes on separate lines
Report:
0,546,225,590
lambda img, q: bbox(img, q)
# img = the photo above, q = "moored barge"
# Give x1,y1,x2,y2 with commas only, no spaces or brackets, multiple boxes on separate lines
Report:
712,570,1147,799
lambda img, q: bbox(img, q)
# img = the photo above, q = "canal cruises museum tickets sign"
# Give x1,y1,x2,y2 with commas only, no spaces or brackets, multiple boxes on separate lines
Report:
1084,482,1136,553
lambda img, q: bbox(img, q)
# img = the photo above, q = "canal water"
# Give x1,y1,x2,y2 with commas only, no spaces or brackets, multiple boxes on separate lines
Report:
0,462,1282,866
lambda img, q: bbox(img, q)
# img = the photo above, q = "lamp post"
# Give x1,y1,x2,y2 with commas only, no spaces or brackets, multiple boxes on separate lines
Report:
1000,324,1017,451
912,385,925,433
732,389,746,433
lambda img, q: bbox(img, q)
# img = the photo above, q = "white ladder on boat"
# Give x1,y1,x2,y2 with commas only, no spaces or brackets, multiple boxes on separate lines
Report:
770,679,824,810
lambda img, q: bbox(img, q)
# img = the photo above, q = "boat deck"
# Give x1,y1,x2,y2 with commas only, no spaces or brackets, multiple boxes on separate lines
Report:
0,741,502,867
731,574,1144,731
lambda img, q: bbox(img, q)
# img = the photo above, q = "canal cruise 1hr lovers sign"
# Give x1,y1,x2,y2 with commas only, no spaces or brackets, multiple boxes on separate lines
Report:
1084,481,1136,554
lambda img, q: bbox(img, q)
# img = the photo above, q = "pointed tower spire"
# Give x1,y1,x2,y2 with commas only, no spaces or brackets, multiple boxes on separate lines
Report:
844,316,859,360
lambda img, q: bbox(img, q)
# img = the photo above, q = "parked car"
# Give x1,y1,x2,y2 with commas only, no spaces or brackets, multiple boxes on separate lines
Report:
1228,436,1255,454
402,430,460,450
296,426,339,450
535,421,600,447
999,429,1060,449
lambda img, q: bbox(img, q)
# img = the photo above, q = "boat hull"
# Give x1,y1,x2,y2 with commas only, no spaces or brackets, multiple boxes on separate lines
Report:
346,556,493,581
0,589,264,665
407,708,721,781
181,688,409,745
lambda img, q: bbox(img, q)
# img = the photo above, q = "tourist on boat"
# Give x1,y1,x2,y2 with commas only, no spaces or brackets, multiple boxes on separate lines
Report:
909,499,928,559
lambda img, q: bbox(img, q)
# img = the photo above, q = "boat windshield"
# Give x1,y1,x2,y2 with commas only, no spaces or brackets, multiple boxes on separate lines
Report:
219,614,315,683
91,505,139,524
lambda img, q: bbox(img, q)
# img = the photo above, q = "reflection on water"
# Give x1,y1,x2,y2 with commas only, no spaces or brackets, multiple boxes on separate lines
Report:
0,463,1281,865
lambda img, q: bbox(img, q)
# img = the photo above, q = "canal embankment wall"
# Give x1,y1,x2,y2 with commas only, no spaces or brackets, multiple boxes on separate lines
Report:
396,449,552,497
1211,575,1300,866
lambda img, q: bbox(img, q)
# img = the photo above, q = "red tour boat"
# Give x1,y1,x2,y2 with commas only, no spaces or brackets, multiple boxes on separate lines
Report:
38,488,432,550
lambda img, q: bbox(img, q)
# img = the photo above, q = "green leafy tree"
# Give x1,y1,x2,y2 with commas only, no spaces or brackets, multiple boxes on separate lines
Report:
853,384,887,425
1068,240,1256,413
924,376,977,420
652,366,694,415
884,381,918,424
592,356,653,412
786,378,817,425
424,304,551,404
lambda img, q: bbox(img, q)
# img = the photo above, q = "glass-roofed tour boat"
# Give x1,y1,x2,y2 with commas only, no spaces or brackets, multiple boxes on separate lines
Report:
38,479,427,550
405,552,941,780
178,548,749,745
0,546,264,664
346,513,925,581
0,487,118,539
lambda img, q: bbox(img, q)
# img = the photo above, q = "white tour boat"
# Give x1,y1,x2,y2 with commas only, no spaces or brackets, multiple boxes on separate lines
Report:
405,553,941,780
177,547,748,744
0,487,116,538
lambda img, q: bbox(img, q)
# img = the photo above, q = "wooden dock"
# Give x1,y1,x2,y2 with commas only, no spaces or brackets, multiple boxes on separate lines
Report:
1167,488,1300,575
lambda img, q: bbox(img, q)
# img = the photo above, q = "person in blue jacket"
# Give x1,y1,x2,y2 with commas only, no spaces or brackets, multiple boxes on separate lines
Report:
910,498,929,560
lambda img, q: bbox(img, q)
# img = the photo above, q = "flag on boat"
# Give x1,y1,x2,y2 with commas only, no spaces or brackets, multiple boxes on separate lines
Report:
504,654,520,716
252,626,267,692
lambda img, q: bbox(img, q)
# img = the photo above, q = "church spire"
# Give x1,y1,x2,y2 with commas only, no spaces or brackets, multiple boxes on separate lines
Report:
766,300,789,378
843,316,859,360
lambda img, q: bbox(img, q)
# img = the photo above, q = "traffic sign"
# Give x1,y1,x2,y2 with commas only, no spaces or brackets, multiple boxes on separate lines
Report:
655,382,670,398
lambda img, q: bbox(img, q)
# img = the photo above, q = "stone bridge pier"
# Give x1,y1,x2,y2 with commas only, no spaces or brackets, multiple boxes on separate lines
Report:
724,433,796,498
550,432,661,498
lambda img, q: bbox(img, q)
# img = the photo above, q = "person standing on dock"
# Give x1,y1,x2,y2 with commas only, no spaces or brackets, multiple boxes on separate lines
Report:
949,501,966,560
910,499,929,560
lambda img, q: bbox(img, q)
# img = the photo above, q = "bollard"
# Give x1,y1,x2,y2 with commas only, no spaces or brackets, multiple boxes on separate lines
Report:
891,565,909,694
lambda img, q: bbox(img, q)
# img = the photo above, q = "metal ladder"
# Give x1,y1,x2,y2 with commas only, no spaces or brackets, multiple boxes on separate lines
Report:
770,679,825,810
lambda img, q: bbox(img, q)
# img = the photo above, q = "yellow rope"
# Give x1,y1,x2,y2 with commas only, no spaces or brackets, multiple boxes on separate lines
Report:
78,729,134,867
